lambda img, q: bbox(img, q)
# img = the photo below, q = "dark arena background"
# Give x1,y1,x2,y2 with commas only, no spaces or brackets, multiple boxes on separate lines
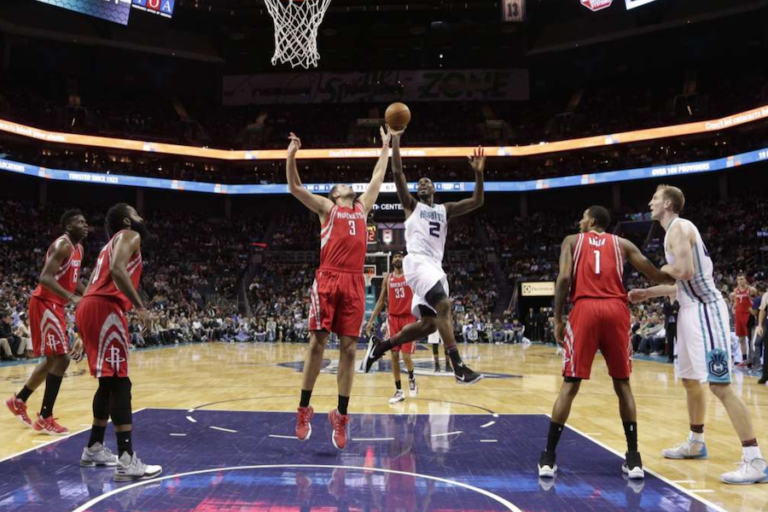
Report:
1,0,767,511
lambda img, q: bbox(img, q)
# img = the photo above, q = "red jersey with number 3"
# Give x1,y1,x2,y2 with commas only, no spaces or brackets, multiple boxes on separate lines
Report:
85,230,143,311
319,201,367,273
570,232,626,303
388,273,413,316
31,234,83,306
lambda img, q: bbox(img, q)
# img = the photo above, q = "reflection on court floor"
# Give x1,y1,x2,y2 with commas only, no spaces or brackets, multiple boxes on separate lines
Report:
0,409,719,512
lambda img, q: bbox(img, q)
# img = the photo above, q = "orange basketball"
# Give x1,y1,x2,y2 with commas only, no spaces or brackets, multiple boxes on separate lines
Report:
385,102,411,131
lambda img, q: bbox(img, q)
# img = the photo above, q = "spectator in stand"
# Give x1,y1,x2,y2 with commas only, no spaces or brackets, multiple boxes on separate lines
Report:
663,297,679,363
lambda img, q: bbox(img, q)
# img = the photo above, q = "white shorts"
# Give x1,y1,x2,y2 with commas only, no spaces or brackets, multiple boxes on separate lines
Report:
676,300,732,383
427,331,442,345
403,253,450,319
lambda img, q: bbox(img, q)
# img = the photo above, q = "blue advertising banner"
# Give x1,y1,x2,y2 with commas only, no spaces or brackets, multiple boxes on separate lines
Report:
1,147,766,195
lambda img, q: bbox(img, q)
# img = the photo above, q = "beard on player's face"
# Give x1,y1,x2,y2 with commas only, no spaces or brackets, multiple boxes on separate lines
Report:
393,260,403,269
129,218,151,241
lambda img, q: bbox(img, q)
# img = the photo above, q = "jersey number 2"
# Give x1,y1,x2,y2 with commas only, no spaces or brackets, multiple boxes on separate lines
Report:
429,221,440,238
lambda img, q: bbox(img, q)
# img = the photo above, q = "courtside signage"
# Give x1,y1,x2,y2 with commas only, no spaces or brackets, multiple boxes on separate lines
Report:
522,282,555,297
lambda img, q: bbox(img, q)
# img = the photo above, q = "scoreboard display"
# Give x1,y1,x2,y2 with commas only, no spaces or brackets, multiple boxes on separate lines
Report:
35,0,132,25
132,0,175,18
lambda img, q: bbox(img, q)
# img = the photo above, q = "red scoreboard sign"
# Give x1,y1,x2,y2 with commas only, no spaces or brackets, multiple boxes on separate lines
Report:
581,0,613,11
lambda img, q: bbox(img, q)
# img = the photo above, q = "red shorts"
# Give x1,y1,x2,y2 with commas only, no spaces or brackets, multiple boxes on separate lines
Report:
389,314,417,354
563,298,631,380
735,312,750,337
75,297,130,378
29,297,70,357
309,270,365,338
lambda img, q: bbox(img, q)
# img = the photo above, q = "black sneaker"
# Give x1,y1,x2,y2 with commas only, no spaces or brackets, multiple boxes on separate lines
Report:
454,364,483,385
363,336,384,373
538,451,557,478
434,363,441,373
622,451,645,479
758,376,768,385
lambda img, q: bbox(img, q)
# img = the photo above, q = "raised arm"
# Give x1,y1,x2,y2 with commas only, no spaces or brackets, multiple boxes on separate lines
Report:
619,238,674,285
286,133,334,220
660,221,695,281
39,238,79,304
553,235,576,344
365,273,390,337
359,126,392,215
444,147,485,220
392,130,417,217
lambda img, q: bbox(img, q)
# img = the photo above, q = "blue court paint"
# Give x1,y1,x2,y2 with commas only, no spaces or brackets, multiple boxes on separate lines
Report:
0,409,721,511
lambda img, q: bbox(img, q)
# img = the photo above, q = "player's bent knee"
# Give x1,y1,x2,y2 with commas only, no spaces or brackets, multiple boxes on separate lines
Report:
682,378,702,390
708,382,731,398
424,283,448,311
421,316,438,334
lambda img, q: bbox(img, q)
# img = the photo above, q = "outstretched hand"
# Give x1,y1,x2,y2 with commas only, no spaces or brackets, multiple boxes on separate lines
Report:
468,146,485,173
628,289,649,303
287,132,301,158
380,125,392,148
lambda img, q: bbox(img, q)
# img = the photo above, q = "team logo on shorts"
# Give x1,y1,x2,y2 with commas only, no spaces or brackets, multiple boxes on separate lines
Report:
105,346,126,372
706,348,730,382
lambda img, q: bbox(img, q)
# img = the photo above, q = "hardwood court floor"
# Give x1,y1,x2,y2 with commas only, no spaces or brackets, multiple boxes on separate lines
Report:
1,342,766,512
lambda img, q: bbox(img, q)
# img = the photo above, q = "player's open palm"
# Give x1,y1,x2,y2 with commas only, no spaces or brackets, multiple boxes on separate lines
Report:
468,146,485,173
287,132,301,157
380,125,393,147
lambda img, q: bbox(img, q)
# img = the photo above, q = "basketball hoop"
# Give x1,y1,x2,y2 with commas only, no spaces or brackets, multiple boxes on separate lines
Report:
263,0,332,69
364,265,376,288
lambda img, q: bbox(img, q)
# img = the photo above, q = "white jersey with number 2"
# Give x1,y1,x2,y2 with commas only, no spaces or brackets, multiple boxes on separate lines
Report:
405,202,448,263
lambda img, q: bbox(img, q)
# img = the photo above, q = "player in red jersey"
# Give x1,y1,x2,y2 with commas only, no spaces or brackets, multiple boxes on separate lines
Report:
289,128,393,450
365,252,419,404
538,206,672,480
6,210,88,435
730,273,757,367
72,203,162,482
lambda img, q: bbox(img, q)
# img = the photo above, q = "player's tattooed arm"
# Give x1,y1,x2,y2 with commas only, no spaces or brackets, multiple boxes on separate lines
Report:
553,235,576,345
445,147,485,220
391,130,417,217
365,273,389,337
620,238,675,285
39,238,78,304
360,126,393,215
286,132,334,220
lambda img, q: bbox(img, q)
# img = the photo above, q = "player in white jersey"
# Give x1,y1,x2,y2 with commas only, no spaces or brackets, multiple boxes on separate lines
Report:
363,129,484,385
629,185,767,485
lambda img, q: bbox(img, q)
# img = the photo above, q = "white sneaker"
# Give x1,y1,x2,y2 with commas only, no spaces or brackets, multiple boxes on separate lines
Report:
408,378,418,398
721,458,768,485
388,390,405,404
80,443,118,467
622,452,645,479
538,451,557,478
114,451,163,482
662,437,708,459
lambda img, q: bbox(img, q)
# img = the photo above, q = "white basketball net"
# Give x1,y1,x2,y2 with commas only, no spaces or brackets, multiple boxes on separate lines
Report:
264,0,332,69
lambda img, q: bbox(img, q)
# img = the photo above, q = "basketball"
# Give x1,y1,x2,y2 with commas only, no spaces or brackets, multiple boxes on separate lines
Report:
385,102,411,131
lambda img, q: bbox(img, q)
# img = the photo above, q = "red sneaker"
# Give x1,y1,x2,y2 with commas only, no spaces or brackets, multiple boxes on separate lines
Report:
33,414,70,436
328,409,349,450
6,395,33,428
296,406,314,441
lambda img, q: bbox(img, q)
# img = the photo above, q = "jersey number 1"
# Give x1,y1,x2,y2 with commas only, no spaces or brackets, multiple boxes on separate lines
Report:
593,250,601,275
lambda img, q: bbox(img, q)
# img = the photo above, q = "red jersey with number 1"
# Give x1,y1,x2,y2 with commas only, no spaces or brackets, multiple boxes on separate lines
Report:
85,230,143,311
319,201,367,273
388,273,413,316
31,234,83,306
570,232,627,303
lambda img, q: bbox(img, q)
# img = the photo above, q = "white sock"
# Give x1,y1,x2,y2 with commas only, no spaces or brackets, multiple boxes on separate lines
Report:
689,431,705,443
743,445,762,462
